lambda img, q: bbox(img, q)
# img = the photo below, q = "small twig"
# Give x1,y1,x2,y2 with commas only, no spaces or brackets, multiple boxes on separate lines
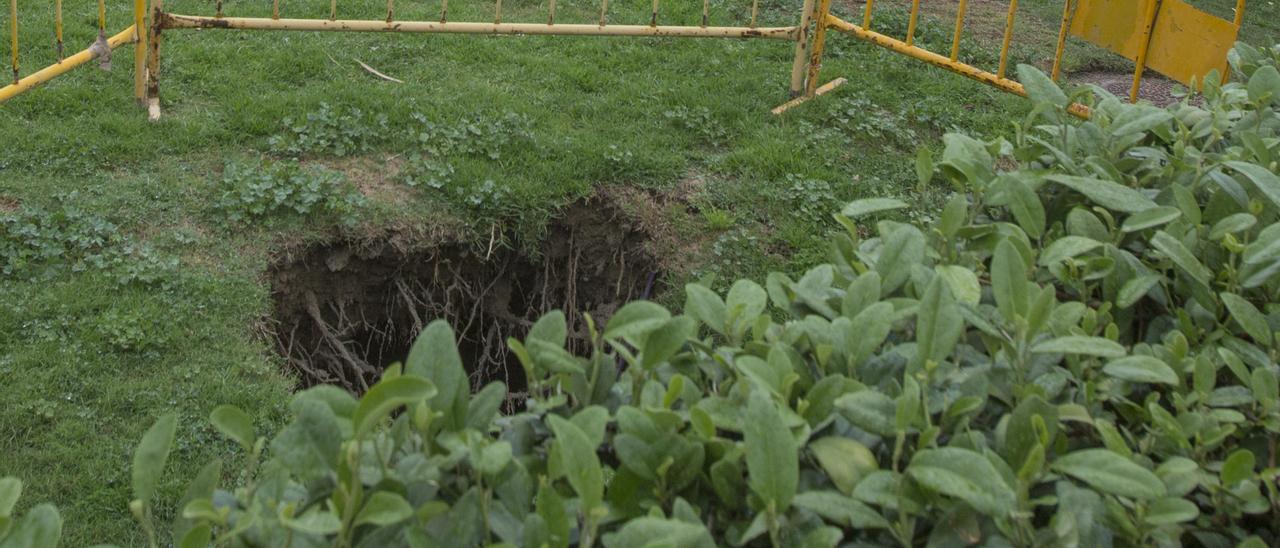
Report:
354,58,404,83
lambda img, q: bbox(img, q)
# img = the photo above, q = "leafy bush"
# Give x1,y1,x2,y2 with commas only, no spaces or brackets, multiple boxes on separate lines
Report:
268,103,391,158
7,44,1280,548
408,111,535,160
212,158,366,226
0,199,177,285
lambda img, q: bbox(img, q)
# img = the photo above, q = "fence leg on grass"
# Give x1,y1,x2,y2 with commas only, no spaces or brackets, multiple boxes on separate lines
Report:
772,0,843,114
145,0,163,119
786,0,816,98
134,0,148,103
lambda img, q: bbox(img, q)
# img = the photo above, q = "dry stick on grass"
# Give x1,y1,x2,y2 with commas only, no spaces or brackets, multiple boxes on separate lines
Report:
355,58,404,83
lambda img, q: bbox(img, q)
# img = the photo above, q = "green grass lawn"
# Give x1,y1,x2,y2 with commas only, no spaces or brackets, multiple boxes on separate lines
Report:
1,0,1276,543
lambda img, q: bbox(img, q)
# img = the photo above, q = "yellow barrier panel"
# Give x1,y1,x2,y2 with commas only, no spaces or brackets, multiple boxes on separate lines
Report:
1070,0,1239,89
783,0,1248,117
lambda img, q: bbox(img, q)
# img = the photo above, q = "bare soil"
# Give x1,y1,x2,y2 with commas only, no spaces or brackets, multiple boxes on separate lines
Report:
267,195,661,396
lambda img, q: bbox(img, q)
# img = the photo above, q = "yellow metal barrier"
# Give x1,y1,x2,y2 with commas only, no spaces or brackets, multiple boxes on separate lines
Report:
130,0,815,116
777,0,1247,115
0,0,1249,117
0,0,146,102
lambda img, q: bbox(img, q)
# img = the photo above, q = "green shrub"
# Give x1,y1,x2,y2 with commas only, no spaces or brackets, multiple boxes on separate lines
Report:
268,103,391,158
6,43,1280,548
211,158,366,226
0,198,177,285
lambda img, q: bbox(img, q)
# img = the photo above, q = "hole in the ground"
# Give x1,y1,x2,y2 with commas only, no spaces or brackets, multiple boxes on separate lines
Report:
267,197,661,403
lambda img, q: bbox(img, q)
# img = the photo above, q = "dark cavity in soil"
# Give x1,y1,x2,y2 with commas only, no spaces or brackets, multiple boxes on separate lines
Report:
267,197,660,401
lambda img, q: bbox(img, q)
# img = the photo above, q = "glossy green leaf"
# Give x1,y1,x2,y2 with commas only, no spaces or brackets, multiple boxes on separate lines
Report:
906,447,1016,516
406,320,468,430
1017,64,1068,107
1052,449,1165,500
684,284,726,335
1039,236,1103,266
1221,292,1272,345
841,198,909,219
1221,449,1256,486
1102,356,1179,385
793,490,890,529
992,239,1029,322
1144,497,1199,525
1226,161,1280,211
1120,206,1181,233
132,413,177,502
547,415,604,513
744,388,798,512
916,277,963,367
1032,336,1126,358
605,300,671,342
808,437,877,495
209,405,255,450
1,504,62,548
352,376,437,438
836,390,898,436
0,478,20,518
354,491,414,527
601,517,715,548
1046,175,1158,213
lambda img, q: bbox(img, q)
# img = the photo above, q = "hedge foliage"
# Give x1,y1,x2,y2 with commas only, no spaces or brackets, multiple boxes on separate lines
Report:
4,43,1280,548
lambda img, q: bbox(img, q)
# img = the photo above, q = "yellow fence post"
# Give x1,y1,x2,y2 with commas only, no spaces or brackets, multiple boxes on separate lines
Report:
997,0,1018,79
905,0,920,46
1129,0,1159,103
146,0,164,118
805,0,833,95
950,0,968,62
787,0,816,97
56,0,64,61
8,0,16,84
1051,0,1073,80
135,0,148,103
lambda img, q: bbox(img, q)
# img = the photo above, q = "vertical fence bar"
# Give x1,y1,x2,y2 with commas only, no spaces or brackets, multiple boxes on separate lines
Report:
787,0,816,96
440,0,447,22
949,0,968,61
997,0,1017,78
8,0,16,84
599,0,608,25
387,0,394,22
650,0,658,26
1129,0,1158,102
1050,0,1072,80
495,0,501,23
99,0,107,30
272,0,280,19
806,0,834,95
134,0,147,101
701,0,708,27
862,0,874,29
55,0,64,60
750,0,758,27
548,0,555,24
905,0,920,45
146,0,163,118
330,0,337,20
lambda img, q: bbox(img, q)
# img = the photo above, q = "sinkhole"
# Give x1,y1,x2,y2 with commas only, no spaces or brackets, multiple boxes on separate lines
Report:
267,197,661,400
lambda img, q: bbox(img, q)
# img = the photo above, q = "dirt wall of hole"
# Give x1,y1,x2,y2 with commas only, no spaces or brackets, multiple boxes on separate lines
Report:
267,196,660,395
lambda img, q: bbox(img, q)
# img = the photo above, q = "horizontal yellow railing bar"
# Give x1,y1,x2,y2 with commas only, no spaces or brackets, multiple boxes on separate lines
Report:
0,25,135,102
822,14,1089,117
158,14,799,39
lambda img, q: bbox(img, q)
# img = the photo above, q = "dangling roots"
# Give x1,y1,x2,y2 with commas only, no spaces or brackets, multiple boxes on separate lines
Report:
266,198,659,395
